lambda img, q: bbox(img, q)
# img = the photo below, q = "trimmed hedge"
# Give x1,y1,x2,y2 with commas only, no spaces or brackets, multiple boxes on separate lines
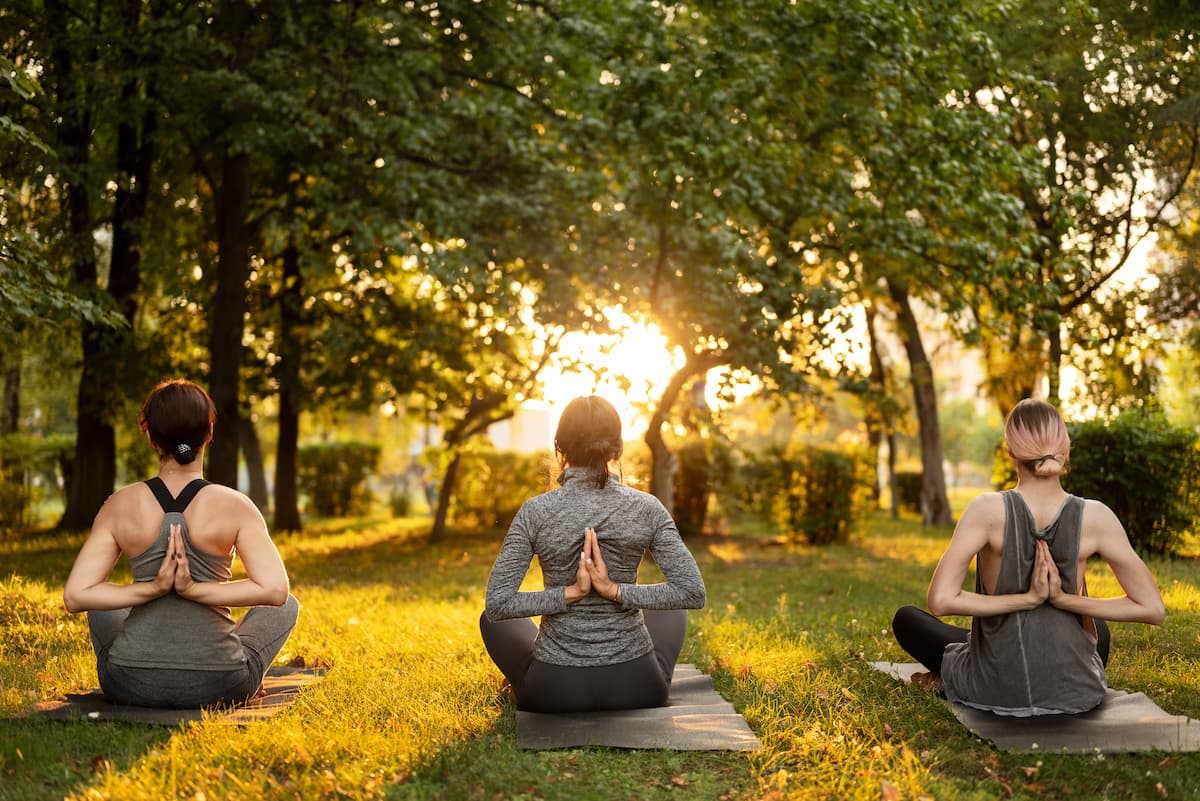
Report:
297,441,381,518
733,445,865,545
1065,410,1200,556
449,449,553,530
0,433,73,531
894,471,923,515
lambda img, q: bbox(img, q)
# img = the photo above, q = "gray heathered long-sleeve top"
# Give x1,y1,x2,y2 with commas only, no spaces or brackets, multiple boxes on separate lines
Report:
484,466,706,667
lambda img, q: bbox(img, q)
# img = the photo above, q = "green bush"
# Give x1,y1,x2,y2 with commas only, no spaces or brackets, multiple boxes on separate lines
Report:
0,433,73,531
1064,410,1200,556
733,445,865,545
894,471,923,514
449,448,553,530
297,441,381,518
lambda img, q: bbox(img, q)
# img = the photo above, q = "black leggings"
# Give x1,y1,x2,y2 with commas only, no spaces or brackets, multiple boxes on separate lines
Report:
891,605,1111,675
479,609,688,713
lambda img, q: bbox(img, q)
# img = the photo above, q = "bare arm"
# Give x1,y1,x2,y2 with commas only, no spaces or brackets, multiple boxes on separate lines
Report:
927,494,1046,617
1046,501,1165,625
175,498,290,607
63,499,175,613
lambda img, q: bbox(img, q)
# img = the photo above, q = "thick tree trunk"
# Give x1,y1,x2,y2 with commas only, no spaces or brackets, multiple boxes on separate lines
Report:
645,352,725,515
864,302,888,507
207,0,254,487
274,391,301,531
53,3,115,531
886,279,954,526
273,244,303,532
239,415,268,510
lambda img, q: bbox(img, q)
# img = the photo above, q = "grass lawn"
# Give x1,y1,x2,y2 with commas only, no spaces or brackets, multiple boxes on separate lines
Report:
2,506,1199,801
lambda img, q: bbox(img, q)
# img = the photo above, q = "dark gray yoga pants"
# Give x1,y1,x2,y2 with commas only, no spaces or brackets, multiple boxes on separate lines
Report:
891,604,1110,675
88,594,300,708
479,608,688,713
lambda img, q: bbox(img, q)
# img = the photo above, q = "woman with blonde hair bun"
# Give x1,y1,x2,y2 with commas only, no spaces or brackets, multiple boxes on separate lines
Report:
891,398,1165,715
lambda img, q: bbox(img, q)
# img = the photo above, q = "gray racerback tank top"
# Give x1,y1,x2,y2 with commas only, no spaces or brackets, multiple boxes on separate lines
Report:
106,478,246,671
940,491,1106,715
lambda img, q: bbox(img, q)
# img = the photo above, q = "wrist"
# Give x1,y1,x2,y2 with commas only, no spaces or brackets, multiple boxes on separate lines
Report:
610,584,622,604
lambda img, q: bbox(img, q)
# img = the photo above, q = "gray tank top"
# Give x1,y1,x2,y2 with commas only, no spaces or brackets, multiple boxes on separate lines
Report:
107,478,246,671
940,491,1106,715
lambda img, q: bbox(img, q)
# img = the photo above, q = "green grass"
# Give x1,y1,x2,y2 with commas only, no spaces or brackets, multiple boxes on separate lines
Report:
2,508,1199,801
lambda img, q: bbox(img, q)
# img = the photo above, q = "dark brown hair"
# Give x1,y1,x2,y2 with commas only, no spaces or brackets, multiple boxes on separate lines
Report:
138,379,215,465
554,395,623,488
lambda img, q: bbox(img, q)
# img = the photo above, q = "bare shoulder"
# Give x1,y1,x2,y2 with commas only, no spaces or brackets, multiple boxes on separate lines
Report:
960,491,1005,525
93,481,153,521
195,484,267,525
1079,497,1128,555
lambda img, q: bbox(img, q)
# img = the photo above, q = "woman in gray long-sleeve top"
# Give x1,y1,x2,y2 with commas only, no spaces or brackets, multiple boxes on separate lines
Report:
481,395,706,712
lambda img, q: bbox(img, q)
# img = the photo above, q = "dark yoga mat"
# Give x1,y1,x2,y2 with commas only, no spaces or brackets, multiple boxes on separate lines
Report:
515,663,761,751
871,661,1200,754
26,666,325,726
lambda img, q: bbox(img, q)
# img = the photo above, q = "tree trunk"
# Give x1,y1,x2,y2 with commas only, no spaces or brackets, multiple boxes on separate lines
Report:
864,301,888,506
53,2,115,531
645,352,725,515
273,244,303,532
2,364,18,435
1047,322,1062,405
207,0,254,487
274,390,301,531
886,278,954,526
239,415,268,511
430,450,461,543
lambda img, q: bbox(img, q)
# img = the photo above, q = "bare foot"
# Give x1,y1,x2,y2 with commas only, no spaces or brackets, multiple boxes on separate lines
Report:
249,683,267,701
910,671,944,692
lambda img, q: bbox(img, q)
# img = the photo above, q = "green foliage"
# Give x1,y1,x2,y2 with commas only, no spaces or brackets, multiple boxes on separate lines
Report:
734,445,865,545
672,438,733,538
0,433,73,531
449,448,553,530
894,471,923,516
1065,411,1200,555
297,441,381,519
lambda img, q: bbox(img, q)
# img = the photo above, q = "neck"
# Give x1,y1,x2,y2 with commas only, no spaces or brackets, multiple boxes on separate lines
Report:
158,461,203,480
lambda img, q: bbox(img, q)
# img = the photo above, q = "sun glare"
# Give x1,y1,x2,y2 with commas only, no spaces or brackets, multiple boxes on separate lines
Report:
534,312,679,439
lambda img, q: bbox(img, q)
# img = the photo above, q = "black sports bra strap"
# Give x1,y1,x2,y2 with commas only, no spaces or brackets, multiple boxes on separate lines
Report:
173,478,210,511
143,477,210,513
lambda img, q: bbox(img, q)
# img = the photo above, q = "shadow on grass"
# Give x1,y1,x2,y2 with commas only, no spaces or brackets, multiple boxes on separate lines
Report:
0,718,172,801
386,704,753,801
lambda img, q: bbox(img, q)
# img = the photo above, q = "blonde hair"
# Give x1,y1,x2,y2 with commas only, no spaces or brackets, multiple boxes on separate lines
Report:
1005,398,1070,478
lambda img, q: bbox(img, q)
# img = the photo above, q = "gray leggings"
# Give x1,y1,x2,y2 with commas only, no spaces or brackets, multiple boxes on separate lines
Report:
479,609,688,713
88,595,300,708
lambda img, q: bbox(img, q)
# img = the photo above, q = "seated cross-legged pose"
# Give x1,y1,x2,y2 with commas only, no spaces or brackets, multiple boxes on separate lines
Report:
480,395,706,713
891,398,1165,715
64,379,300,709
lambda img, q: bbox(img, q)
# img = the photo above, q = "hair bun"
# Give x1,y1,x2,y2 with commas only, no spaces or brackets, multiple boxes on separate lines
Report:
175,442,197,465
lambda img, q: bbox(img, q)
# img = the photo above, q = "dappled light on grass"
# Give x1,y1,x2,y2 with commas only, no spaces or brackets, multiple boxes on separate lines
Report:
3,512,1200,799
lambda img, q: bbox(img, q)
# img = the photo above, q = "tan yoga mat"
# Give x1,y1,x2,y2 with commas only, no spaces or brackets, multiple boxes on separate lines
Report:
515,663,761,751
871,661,1200,754
26,666,325,726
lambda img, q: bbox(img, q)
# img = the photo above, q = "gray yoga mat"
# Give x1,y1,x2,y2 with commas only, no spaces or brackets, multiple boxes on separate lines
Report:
515,663,761,751
26,666,325,726
871,661,1200,754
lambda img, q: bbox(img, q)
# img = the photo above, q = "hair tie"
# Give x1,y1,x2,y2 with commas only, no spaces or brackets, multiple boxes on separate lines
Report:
176,443,192,456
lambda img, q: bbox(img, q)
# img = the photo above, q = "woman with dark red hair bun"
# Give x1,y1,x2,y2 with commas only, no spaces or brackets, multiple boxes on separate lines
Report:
891,398,1165,715
64,379,299,708
481,395,706,713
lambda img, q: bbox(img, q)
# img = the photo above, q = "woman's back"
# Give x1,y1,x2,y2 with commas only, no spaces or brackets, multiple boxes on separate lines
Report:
941,491,1106,715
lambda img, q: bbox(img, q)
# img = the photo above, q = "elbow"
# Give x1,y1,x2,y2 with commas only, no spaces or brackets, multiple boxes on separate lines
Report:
63,588,86,615
689,584,707,609
1147,600,1166,626
926,591,952,618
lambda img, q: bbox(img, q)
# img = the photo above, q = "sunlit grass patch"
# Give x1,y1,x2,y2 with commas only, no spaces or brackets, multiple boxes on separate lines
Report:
3,510,1200,800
